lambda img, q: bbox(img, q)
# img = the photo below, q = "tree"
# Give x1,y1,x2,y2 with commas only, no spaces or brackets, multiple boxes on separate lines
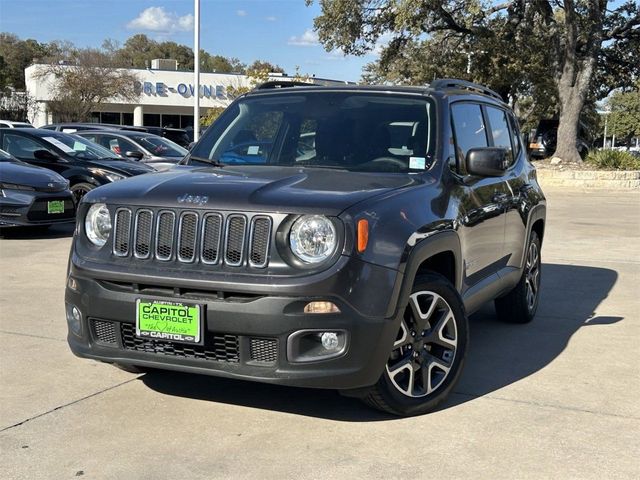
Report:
35,47,140,122
247,60,285,74
201,52,246,73
308,0,640,163
0,33,50,90
607,83,640,143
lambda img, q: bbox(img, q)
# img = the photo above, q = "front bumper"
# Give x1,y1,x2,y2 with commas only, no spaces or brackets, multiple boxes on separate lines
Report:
0,191,75,227
66,259,402,390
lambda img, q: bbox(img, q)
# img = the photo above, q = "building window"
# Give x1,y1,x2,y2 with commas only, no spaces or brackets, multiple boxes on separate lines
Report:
162,114,180,129
101,112,121,125
180,115,194,128
123,113,134,126
143,114,161,127
90,112,101,123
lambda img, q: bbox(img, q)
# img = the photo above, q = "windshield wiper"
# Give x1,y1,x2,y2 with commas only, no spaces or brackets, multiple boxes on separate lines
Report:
187,155,225,167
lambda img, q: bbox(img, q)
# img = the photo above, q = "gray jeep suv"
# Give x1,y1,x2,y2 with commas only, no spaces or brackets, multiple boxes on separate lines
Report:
65,79,546,416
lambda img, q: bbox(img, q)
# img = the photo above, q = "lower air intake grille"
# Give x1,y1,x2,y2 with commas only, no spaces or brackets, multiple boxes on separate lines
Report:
249,338,278,363
120,323,239,363
91,319,117,344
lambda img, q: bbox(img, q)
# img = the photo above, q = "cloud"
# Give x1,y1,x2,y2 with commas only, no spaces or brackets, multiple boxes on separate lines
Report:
288,29,319,46
127,7,193,33
265,16,277,22
325,49,347,61
237,10,247,17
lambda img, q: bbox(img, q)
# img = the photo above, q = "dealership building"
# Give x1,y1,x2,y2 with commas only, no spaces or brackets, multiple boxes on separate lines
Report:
25,60,348,128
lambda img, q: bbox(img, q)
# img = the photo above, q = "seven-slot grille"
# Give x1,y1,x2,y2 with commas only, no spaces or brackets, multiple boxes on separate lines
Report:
112,208,272,268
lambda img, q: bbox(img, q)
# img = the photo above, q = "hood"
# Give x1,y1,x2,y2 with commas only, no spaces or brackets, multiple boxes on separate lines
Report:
0,160,68,190
84,165,430,214
87,158,155,176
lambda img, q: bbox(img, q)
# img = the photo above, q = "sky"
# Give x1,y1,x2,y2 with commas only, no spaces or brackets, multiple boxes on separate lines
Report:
0,0,376,82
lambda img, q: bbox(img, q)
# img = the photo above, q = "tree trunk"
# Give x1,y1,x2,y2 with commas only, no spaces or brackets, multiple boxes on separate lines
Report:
553,60,595,163
551,0,604,164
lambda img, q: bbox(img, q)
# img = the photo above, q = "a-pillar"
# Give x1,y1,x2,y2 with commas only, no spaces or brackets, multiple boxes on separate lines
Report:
133,105,144,126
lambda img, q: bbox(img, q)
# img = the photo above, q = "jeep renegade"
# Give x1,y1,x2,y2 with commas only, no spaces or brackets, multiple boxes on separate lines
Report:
66,79,546,416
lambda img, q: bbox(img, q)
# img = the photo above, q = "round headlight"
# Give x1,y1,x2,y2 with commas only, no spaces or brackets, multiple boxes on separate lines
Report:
289,215,337,264
85,203,112,247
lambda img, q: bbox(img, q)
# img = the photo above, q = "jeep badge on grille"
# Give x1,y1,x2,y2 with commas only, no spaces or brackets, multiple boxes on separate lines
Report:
177,193,209,206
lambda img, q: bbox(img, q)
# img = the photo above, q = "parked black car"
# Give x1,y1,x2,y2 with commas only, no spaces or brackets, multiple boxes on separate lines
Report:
529,118,590,159
66,79,546,416
0,148,75,228
43,123,191,148
0,129,154,201
75,130,187,171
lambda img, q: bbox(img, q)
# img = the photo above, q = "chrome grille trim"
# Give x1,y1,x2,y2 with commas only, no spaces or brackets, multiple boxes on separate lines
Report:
177,212,199,263
111,208,272,268
112,208,132,257
224,215,247,267
248,216,272,268
133,209,154,259
200,213,223,265
155,211,176,261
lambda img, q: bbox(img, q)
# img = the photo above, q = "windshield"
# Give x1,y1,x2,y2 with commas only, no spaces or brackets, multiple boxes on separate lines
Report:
190,92,435,173
41,132,120,160
131,135,188,158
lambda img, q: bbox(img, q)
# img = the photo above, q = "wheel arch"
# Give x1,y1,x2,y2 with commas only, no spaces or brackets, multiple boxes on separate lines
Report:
387,230,462,318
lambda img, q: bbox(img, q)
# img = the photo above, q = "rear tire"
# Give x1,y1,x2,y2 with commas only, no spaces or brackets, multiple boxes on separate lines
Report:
495,231,542,324
360,273,469,416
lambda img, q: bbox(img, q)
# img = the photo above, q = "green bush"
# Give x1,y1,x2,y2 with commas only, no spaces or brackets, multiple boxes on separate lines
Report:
585,149,640,170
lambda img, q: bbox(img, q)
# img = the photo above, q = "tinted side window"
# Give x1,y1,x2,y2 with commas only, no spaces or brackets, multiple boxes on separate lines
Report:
2,133,52,160
451,103,488,163
486,106,514,165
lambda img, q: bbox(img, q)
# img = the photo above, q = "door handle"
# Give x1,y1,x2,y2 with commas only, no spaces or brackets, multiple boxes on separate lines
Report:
492,192,510,203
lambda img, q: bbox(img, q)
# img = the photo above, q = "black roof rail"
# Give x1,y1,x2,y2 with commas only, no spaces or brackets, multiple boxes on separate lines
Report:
254,80,319,90
430,78,504,102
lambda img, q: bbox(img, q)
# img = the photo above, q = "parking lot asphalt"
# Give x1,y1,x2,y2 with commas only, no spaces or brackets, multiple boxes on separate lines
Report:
1,186,639,480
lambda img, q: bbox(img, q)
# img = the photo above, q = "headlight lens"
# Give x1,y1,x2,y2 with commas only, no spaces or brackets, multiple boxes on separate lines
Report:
85,203,111,247
88,168,125,182
289,215,337,264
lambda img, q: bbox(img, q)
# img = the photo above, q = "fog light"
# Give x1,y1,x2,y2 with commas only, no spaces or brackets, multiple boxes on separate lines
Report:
66,303,82,336
304,301,340,314
321,332,340,351
287,329,348,363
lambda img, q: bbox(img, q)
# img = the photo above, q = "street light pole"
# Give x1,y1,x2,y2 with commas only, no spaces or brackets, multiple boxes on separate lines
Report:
193,0,201,142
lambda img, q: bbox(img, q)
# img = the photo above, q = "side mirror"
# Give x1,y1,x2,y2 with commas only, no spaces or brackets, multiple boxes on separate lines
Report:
125,150,144,160
33,149,59,161
466,147,508,177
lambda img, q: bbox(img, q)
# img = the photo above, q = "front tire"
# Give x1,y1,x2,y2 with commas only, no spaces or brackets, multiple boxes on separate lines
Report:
361,273,469,416
495,231,542,324
71,182,95,202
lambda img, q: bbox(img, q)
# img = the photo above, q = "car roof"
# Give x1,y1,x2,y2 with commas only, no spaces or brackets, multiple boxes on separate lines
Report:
244,79,507,106
76,130,157,138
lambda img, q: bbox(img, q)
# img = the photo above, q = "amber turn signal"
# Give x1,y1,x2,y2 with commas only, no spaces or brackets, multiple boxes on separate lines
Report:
303,301,341,314
357,219,369,253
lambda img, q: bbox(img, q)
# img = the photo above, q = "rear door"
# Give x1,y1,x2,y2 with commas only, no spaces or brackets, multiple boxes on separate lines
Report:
485,107,529,270
451,102,509,286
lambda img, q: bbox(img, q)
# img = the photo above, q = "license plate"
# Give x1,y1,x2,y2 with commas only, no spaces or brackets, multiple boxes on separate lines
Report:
136,299,202,344
47,200,65,214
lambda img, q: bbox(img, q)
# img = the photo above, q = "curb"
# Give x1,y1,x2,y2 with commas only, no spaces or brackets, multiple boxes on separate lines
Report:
536,169,640,189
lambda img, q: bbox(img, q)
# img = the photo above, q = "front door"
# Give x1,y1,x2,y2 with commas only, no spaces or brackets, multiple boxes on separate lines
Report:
450,102,508,288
